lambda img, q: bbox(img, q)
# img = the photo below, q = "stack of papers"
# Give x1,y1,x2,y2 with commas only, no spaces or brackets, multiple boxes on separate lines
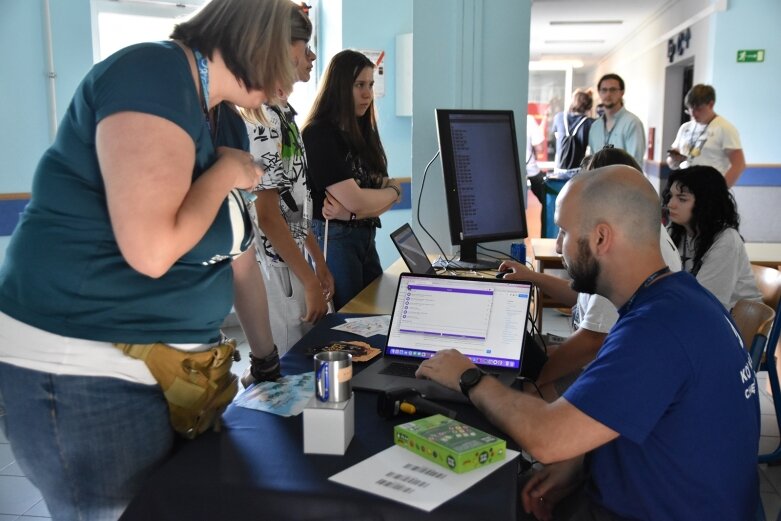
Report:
331,315,391,337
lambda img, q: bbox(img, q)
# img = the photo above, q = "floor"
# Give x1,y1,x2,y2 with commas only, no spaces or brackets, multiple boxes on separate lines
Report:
2,313,781,519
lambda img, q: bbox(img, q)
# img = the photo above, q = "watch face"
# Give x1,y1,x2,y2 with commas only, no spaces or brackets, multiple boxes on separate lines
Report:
460,367,484,397
462,368,482,386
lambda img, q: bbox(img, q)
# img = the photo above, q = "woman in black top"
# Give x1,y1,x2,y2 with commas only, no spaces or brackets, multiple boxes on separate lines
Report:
302,50,401,309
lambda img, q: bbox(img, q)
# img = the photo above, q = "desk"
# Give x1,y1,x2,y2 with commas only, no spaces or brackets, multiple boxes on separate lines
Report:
746,243,781,269
121,314,520,520
532,238,781,271
530,238,562,273
338,258,407,315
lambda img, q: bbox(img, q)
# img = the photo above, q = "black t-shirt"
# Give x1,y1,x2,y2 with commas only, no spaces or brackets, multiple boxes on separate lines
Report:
302,119,385,227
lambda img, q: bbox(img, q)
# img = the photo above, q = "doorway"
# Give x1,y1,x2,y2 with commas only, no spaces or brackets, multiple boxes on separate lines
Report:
659,57,695,191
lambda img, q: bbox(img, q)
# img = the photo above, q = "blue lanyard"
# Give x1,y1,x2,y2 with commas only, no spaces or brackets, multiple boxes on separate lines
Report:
193,49,213,133
192,48,257,203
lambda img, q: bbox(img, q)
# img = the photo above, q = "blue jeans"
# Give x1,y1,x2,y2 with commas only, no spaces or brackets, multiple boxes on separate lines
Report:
0,363,173,521
312,220,383,310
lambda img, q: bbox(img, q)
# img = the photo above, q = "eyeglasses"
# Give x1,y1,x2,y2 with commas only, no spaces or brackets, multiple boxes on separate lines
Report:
599,87,622,94
305,45,313,57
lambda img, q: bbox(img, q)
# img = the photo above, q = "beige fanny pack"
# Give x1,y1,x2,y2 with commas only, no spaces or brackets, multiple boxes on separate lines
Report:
114,339,238,439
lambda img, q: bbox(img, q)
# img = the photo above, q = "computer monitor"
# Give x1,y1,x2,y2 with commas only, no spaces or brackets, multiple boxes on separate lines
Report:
435,109,528,269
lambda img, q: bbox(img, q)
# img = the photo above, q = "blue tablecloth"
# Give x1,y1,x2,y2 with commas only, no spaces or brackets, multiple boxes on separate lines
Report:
121,313,521,520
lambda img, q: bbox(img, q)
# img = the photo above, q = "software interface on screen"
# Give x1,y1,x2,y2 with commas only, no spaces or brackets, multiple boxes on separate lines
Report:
386,276,531,368
446,113,524,239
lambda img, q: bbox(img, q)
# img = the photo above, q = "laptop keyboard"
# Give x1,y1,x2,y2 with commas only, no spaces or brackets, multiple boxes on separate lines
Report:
379,362,419,378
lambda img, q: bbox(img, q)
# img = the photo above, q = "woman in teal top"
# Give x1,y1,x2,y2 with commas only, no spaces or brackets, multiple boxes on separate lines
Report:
0,0,299,518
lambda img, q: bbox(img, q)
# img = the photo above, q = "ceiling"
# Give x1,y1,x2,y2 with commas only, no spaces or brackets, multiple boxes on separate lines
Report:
530,0,673,69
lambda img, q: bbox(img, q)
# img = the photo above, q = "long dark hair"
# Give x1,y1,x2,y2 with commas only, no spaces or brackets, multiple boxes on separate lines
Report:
303,50,387,175
662,165,740,275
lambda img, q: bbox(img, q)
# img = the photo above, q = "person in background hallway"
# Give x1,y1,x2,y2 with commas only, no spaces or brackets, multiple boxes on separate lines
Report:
302,50,401,310
526,114,547,206
0,0,298,518
664,165,760,310
552,89,594,177
587,73,646,166
241,5,334,370
418,165,759,521
666,84,746,187
499,147,680,395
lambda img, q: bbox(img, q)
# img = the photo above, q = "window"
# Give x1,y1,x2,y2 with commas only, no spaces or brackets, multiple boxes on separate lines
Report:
91,0,204,63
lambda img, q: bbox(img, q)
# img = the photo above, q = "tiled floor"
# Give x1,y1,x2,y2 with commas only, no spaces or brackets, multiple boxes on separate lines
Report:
2,309,780,519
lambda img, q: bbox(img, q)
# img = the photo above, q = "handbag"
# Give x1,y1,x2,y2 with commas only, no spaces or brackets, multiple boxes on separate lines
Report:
114,339,238,439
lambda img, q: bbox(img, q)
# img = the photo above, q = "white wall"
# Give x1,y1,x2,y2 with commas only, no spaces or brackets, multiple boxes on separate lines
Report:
586,0,781,241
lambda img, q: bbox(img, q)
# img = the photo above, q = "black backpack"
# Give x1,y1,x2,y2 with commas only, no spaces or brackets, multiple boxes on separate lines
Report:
558,115,590,170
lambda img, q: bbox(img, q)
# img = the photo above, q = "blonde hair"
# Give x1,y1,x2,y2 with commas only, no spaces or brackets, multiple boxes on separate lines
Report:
240,3,312,123
171,0,297,107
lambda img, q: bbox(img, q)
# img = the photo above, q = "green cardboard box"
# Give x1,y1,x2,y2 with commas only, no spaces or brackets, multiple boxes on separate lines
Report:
393,414,506,473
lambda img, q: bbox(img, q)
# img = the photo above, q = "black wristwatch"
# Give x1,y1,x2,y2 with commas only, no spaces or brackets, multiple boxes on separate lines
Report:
459,367,485,399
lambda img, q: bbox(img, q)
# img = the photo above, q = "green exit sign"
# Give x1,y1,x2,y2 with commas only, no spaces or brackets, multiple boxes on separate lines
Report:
737,49,765,63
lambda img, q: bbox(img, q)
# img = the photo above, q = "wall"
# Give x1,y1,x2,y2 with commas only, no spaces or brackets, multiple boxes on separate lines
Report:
338,0,413,268
411,0,532,261
1,0,93,194
589,0,781,241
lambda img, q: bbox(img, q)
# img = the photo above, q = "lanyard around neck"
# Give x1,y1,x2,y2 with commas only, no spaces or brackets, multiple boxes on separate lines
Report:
193,49,210,112
602,110,622,147
192,48,257,204
619,266,672,314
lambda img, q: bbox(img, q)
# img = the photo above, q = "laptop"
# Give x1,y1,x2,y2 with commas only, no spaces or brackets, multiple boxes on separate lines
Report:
351,272,533,402
390,224,437,275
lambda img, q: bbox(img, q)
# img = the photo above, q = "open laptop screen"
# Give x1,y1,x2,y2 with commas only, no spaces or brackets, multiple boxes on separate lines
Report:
390,224,435,275
385,274,531,369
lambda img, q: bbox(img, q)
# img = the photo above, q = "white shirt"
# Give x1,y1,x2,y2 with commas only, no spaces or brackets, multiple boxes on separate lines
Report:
671,116,742,175
680,227,761,310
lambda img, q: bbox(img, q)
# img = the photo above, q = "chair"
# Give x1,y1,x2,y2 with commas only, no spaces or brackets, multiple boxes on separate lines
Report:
749,265,781,464
731,300,775,371
753,264,781,310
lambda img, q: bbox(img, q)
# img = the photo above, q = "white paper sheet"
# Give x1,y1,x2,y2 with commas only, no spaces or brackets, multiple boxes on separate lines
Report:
332,315,391,337
329,445,519,512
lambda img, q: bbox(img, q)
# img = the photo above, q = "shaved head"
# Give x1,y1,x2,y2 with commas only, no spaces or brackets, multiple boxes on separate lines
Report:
558,165,661,247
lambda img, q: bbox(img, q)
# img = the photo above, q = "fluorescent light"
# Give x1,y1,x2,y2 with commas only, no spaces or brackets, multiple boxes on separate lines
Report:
549,20,623,26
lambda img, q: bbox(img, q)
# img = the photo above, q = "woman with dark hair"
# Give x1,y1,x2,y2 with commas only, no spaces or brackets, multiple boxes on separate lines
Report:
663,165,760,309
302,50,401,309
0,0,298,517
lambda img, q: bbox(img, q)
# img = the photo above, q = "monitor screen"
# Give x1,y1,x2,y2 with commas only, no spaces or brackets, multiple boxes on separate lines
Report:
435,109,528,267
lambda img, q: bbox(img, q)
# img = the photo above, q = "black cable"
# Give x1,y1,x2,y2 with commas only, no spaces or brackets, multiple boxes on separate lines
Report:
416,150,453,264
527,300,547,355
515,376,544,399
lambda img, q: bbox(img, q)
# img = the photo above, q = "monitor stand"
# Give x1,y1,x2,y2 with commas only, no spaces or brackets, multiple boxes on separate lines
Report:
442,242,500,271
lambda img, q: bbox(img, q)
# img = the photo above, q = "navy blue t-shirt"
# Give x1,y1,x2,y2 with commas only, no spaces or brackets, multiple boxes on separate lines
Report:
0,42,252,344
564,272,760,520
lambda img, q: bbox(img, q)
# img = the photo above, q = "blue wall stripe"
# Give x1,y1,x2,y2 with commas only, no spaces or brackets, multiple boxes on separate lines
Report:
644,163,781,187
0,182,414,236
0,198,29,236
393,180,412,210
735,166,781,186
